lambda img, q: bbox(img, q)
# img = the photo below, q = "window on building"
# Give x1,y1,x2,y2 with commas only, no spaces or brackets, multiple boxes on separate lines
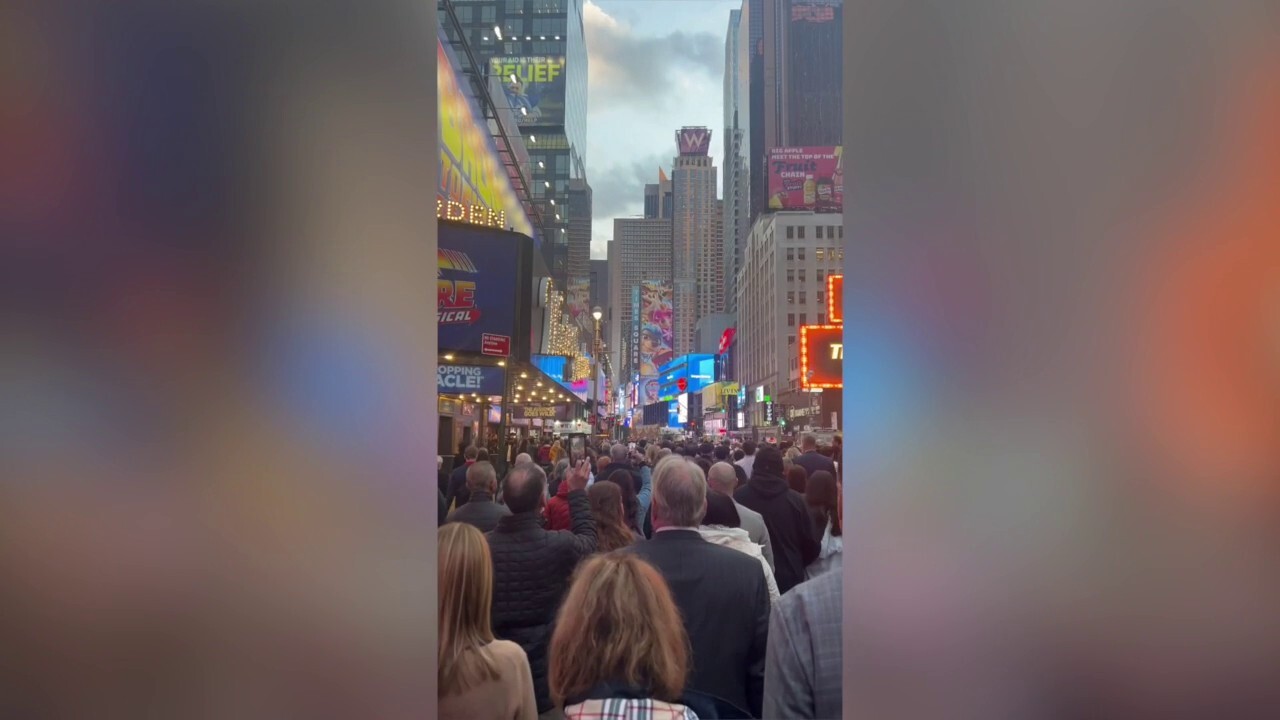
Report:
838,226,844,238
828,226,836,238
798,248,806,261
788,335,795,345
817,269,825,281
817,291,824,303
786,248,794,261
786,226,795,239
786,268,794,282
506,0,526,14
816,248,825,261
481,6,497,22
800,313,807,325
798,270,805,282
797,226,806,239
455,6,474,21
788,313,795,327
816,225,824,239
787,291,795,304
799,291,807,304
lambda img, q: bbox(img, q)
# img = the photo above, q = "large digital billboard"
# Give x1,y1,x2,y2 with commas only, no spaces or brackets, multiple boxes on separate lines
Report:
677,127,712,156
639,280,674,376
438,225,522,355
438,39,534,237
766,146,843,213
566,276,591,339
490,56,567,127
799,324,843,389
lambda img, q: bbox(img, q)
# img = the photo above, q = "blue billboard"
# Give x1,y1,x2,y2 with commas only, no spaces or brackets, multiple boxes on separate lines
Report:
657,354,717,400
437,365,507,396
438,225,523,355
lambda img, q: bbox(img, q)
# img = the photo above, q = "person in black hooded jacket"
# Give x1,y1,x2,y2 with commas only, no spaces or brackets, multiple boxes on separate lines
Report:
734,445,820,594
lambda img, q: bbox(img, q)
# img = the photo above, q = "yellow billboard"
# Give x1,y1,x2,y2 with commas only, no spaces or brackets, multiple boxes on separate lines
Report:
438,39,534,237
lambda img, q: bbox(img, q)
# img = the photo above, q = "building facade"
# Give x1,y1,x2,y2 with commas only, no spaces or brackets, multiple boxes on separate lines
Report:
608,217,674,384
448,0,590,289
724,7,752,314
734,211,845,428
671,127,721,357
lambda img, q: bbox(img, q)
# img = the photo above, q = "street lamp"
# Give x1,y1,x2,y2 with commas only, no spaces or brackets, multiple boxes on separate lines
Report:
591,306,603,435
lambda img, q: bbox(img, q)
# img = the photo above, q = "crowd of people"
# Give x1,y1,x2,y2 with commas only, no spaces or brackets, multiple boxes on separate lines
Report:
438,434,844,720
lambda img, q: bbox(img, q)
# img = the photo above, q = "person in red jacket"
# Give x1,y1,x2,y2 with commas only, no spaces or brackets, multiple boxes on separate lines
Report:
544,468,574,531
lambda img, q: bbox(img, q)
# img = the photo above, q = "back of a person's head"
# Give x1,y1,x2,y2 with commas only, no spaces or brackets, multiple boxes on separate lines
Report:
609,443,629,464
587,481,634,553
503,463,547,514
754,445,784,476
805,470,841,535
549,552,690,706
732,448,745,461
800,433,818,450
475,447,490,463
698,442,713,457
464,445,479,461
742,439,757,456
713,445,730,461
693,456,712,476
438,523,498,695
657,448,673,460
701,491,741,528
651,456,707,529
787,465,808,494
514,452,533,466
706,462,737,495
465,460,497,494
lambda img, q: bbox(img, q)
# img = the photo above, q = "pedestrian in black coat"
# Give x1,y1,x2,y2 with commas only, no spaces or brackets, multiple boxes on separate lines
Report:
445,445,479,510
446,461,511,533
735,446,820,595
487,460,596,715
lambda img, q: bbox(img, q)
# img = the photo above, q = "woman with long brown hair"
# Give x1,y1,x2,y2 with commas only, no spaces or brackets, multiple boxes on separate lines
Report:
548,552,700,719
586,481,638,553
803,469,843,581
438,523,537,720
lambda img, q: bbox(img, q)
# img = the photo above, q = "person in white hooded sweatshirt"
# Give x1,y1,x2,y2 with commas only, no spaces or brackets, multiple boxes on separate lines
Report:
696,491,781,605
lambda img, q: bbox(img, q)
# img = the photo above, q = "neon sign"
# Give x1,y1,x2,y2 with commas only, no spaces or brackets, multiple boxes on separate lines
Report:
436,198,508,229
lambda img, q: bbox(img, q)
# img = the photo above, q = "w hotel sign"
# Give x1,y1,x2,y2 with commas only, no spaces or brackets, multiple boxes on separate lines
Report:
676,127,711,156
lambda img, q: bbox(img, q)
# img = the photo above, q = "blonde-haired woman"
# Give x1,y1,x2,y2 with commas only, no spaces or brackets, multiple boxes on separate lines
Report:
438,523,537,720
549,552,700,719
782,445,802,472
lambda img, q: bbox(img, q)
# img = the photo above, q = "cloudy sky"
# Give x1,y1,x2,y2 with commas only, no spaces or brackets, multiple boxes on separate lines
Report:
585,0,740,258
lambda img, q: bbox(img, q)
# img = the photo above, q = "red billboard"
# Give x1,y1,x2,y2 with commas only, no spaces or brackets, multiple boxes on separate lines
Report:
766,146,843,212
799,324,843,389
677,127,712,156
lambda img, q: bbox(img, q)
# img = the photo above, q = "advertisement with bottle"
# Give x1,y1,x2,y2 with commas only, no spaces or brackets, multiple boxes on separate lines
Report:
766,146,843,213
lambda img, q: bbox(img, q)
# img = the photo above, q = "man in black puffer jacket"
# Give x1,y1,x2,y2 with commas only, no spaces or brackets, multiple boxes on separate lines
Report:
487,460,596,715
735,445,820,595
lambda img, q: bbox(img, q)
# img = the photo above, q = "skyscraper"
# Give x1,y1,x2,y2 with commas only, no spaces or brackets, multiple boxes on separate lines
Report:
609,217,673,386
672,127,721,357
724,6,751,314
447,0,590,289
746,0,843,222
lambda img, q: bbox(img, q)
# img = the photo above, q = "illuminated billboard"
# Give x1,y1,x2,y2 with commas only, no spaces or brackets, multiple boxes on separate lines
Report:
438,225,524,355
677,127,712,156
827,274,843,323
766,146,843,213
639,281,674,376
439,38,534,237
490,56,567,127
566,276,591,338
799,324,843,389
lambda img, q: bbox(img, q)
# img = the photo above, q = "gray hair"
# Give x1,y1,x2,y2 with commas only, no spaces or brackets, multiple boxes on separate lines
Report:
465,460,497,493
801,433,818,449
514,453,533,465
609,443,629,463
706,462,738,495
651,455,707,528
657,448,673,459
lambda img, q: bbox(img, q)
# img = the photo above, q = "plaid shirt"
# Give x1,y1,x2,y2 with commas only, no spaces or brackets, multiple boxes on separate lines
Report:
562,698,699,720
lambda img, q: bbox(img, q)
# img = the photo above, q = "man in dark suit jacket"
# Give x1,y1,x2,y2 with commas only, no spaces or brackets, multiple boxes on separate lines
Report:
445,461,510,533
630,456,770,718
793,433,837,479
444,444,478,509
